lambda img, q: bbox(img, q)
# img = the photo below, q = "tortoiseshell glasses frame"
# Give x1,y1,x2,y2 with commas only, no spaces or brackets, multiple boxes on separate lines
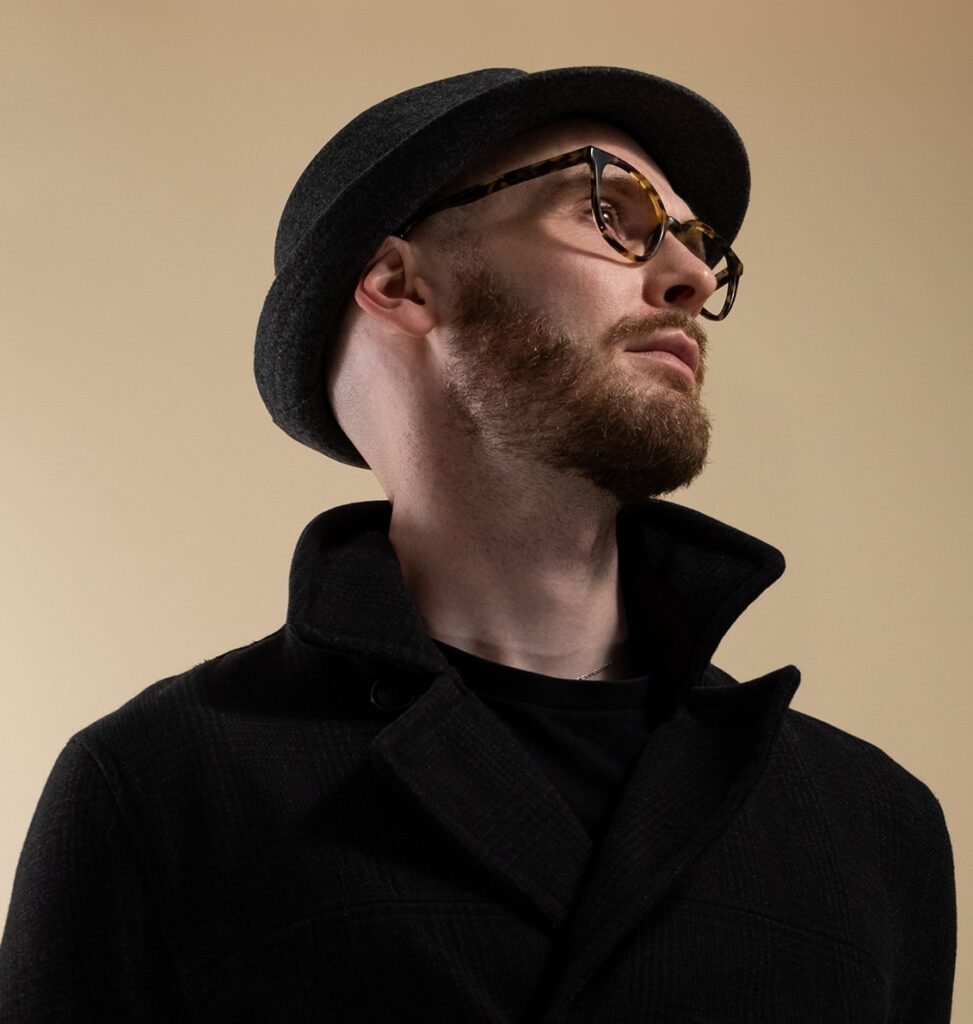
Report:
395,145,743,321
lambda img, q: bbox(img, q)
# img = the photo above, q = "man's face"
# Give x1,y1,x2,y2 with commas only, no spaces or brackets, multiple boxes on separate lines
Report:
422,119,719,507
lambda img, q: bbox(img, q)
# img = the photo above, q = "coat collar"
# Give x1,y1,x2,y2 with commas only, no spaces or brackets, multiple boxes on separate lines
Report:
285,497,788,693
283,499,800,1021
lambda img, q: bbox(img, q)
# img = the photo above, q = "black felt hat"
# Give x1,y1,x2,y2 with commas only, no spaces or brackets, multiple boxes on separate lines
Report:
254,66,750,468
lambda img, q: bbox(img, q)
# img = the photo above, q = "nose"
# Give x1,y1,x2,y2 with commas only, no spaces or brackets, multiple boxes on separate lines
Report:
640,231,718,318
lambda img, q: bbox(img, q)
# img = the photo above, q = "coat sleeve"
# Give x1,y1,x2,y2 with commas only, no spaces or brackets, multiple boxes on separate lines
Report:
0,737,183,1022
893,785,957,1024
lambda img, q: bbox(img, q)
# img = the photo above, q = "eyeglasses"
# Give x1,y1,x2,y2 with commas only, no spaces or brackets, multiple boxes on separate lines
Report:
396,145,743,321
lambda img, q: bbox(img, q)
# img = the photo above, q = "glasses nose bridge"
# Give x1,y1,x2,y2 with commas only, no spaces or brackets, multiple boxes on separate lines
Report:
662,217,719,280
665,215,699,257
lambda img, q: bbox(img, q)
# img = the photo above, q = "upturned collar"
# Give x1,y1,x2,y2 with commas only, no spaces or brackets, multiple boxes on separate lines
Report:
285,498,787,694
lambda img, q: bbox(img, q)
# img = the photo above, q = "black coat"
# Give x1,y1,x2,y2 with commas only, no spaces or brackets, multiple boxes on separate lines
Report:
0,499,957,1022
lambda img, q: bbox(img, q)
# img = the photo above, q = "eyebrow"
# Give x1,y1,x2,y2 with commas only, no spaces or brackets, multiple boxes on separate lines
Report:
532,165,650,208
529,165,592,199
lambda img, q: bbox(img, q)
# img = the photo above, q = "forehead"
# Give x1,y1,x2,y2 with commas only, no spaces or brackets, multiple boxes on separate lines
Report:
449,117,696,220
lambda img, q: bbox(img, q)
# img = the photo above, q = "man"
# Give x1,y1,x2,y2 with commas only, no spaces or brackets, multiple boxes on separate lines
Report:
0,67,956,1021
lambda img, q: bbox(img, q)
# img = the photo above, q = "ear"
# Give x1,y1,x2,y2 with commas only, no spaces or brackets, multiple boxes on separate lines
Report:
353,237,439,338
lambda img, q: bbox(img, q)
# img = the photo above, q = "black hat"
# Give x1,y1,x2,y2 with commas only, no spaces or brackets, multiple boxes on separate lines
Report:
253,66,750,468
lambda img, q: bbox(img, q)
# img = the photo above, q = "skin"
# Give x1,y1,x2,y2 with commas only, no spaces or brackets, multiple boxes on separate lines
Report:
326,118,720,681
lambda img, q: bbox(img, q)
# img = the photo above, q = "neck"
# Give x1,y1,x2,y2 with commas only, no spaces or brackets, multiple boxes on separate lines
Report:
386,458,633,681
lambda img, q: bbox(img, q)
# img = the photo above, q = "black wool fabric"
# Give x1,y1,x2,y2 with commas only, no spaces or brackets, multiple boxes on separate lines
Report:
0,499,957,1022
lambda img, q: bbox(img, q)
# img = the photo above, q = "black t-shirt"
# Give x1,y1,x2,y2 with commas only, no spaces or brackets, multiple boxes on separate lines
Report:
433,640,677,843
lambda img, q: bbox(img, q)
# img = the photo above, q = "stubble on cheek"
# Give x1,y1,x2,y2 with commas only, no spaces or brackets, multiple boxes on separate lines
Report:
441,258,713,500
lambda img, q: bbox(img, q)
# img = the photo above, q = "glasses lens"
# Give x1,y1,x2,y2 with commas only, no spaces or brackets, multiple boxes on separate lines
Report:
671,223,734,319
594,158,737,319
596,164,666,257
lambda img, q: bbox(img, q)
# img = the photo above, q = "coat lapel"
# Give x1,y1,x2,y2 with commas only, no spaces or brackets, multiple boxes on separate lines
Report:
538,665,801,1021
289,499,595,927
369,668,594,927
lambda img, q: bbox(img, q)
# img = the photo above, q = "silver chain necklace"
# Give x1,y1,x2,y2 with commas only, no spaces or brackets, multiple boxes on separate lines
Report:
577,654,618,680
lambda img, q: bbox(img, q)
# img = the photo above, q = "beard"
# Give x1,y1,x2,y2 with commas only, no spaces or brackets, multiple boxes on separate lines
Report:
438,257,713,508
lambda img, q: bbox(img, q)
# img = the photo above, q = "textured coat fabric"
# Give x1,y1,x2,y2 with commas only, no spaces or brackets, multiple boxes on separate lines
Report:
0,499,957,1022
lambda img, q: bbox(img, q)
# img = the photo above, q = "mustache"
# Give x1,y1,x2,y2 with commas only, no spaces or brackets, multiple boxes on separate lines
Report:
603,310,708,354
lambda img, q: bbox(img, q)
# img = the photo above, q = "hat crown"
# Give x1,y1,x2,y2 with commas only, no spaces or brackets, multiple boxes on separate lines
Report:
274,68,526,272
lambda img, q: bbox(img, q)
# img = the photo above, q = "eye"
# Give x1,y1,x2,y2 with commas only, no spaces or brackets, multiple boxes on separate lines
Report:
598,199,622,227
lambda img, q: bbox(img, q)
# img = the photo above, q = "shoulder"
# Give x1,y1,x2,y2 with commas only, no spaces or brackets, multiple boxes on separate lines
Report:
774,704,952,884
74,629,285,741
781,706,946,825
62,627,370,808
66,627,314,790
707,663,949,838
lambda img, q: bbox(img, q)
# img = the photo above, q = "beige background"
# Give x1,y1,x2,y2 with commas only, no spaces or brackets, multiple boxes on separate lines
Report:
2,0,970,1014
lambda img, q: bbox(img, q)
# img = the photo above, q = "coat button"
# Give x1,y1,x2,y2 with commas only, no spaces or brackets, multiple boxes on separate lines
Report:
370,677,418,714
